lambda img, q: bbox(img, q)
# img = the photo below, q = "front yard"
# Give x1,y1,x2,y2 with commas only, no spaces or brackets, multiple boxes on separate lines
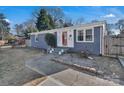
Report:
0,47,43,86
53,53,124,85
0,47,124,85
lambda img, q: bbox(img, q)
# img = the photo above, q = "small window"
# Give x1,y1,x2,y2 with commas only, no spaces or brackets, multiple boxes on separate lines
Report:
86,29,93,41
35,34,39,42
74,29,76,31
77,30,84,41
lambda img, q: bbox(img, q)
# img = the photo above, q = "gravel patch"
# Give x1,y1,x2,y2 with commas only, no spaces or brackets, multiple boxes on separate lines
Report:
53,53,124,85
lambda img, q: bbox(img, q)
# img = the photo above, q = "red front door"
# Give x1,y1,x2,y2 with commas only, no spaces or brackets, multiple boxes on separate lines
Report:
62,32,67,46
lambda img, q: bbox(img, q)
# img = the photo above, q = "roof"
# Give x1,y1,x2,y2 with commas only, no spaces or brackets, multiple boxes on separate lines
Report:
30,21,106,35
15,35,25,37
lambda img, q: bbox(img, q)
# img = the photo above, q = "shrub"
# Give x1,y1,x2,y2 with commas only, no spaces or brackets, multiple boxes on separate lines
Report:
45,33,56,48
4,35,16,43
77,51,89,58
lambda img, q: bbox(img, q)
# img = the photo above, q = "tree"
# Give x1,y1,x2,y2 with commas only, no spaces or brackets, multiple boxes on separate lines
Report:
74,17,84,25
116,19,124,33
15,19,38,39
47,8,64,23
63,22,73,27
46,8,65,28
91,20,100,23
0,13,10,31
45,33,56,47
36,9,54,31
23,26,38,39
14,24,24,36
0,13,10,40
23,29,30,39
34,7,74,29
23,19,38,39
106,24,115,35
0,22,5,40
63,17,73,27
48,14,55,29
4,33,16,42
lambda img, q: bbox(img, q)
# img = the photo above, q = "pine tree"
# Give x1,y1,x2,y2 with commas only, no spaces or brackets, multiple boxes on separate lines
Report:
36,9,49,31
48,14,55,29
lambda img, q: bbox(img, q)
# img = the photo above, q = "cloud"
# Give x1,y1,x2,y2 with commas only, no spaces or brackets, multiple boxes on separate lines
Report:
101,7,124,23
103,13,116,18
107,8,124,18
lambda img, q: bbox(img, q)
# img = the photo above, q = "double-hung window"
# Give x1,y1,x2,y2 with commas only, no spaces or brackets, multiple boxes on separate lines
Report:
77,30,84,41
86,29,93,41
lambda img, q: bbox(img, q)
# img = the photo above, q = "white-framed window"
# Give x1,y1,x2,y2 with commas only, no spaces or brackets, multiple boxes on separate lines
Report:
77,30,84,41
76,28,94,42
35,34,39,42
86,29,93,41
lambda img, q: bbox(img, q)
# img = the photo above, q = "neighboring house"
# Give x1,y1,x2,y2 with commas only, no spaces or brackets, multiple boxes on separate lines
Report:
30,21,107,55
0,40,5,46
15,35,25,45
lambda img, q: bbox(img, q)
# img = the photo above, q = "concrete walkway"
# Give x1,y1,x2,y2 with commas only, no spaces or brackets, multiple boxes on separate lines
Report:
39,69,119,86
0,45,12,49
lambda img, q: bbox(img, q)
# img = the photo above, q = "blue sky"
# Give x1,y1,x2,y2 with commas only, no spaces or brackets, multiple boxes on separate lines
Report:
61,6,124,23
0,6,124,34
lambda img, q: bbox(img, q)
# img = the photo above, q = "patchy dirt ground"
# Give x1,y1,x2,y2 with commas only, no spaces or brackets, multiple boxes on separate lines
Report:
0,47,44,86
94,56,124,84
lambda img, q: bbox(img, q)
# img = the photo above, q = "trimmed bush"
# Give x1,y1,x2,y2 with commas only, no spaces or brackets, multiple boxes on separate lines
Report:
45,33,56,48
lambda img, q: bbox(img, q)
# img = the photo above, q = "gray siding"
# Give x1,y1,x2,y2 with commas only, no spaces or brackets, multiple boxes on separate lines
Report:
31,34,49,49
31,26,102,55
72,26,102,55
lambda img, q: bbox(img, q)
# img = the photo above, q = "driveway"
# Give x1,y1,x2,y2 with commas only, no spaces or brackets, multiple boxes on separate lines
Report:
26,54,68,75
0,47,43,85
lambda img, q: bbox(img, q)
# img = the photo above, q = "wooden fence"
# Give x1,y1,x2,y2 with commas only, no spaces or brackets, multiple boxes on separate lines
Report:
104,35,124,56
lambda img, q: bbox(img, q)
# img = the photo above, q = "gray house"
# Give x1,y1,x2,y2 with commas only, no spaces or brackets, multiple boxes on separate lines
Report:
30,21,107,55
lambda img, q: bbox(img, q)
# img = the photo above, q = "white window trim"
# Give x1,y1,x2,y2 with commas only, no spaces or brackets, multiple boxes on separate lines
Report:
76,28,94,43
35,34,39,42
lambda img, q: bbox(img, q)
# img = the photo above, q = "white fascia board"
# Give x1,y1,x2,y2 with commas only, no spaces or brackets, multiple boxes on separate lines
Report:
30,21,106,35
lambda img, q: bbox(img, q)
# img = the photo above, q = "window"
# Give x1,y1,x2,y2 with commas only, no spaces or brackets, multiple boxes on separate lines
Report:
76,28,94,42
35,34,39,42
86,29,93,41
77,30,84,41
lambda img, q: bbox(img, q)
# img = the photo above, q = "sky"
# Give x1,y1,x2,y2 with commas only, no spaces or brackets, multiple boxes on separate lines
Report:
0,6,124,34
